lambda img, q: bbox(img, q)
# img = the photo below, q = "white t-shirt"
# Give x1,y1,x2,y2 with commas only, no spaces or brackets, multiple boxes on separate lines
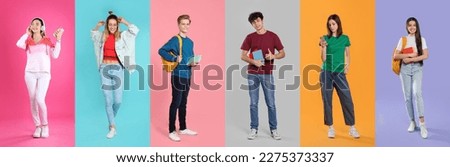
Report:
396,35,427,52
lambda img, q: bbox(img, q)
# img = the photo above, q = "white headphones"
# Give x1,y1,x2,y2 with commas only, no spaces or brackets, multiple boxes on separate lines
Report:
31,17,45,32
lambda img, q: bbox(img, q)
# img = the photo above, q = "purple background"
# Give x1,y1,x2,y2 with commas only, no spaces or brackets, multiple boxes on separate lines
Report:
376,0,450,146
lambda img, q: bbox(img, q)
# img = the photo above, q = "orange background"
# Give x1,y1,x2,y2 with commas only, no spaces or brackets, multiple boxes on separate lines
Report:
300,0,375,146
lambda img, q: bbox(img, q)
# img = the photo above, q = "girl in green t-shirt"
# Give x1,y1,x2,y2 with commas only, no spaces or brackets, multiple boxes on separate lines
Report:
319,14,359,139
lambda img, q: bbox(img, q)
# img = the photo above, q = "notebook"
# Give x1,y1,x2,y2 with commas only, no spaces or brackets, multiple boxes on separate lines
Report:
401,47,414,54
187,55,202,65
252,49,265,65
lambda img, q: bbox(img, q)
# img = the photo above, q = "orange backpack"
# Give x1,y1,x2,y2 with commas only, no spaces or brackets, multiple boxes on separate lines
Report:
392,37,407,75
162,35,182,72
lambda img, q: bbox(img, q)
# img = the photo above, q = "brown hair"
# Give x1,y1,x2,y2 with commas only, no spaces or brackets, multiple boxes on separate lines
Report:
103,11,121,41
326,14,343,38
177,14,191,24
31,18,46,38
406,17,423,56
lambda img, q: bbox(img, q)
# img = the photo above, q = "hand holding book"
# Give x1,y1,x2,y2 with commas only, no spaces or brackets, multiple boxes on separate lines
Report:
252,49,265,67
187,55,202,66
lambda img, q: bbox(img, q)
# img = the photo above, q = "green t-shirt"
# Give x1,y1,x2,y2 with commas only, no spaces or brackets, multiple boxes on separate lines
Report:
322,34,350,73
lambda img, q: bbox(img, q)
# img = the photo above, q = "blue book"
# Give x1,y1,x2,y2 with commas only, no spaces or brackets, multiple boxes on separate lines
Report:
252,50,265,65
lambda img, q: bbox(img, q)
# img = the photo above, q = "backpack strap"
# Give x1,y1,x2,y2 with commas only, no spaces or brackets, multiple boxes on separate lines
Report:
176,35,183,59
401,36,407,50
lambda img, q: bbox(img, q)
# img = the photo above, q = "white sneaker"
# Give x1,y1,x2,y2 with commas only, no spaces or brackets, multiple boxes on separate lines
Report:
349,126,360,139
271,130,281,140
169,132,181,142
247,129,258,140
41,125,49,138
33,127,42,138
408,121,416,132
419,122,428,139
106,128,116,139
328,126,335,138
179,129,198,136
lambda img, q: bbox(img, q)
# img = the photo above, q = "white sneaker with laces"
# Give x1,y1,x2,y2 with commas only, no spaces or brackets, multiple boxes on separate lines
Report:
349,126,360,139
33,127,42,138
106,128,116,139
419,122,428,139
247,129,258,140
180,129,198,136
408,121,416,132
328,126,335,138
41,125,49,138
169,132,181,142
271,130,281,140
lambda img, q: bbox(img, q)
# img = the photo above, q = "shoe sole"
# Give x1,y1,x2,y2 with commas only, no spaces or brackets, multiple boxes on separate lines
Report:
349,133,360,139
272,136,281,140
169,134,181,142
350,135,360,139
169,138,181,142
180,133,197,136
247,135,257,140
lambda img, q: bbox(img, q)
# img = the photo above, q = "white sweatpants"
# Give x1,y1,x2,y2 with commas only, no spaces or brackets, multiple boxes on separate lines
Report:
24,72,51,126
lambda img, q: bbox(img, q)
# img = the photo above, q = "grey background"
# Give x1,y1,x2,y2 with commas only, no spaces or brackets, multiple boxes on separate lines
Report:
225,0,300,146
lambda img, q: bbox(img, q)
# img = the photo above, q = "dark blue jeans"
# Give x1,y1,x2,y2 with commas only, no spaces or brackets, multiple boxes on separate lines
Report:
320,70,355,126
169,75,190,133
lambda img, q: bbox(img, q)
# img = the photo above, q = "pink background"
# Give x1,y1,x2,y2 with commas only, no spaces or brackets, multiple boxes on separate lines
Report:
150,0,225,146
0,0,74,146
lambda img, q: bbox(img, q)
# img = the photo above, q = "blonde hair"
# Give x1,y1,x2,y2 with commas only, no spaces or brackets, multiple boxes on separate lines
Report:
103,11,121,42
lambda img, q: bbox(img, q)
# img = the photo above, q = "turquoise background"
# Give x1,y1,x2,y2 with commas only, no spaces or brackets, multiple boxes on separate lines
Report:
75,0,150,146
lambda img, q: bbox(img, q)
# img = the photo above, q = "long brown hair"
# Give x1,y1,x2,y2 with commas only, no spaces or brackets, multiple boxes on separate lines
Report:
406,17,423,56
103,11,121,42
326,14,343,38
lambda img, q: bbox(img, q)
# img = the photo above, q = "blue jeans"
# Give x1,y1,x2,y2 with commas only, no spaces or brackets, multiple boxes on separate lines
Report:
400,63,424,121
100,64,124,126
320,70,355,126
248,74,277,130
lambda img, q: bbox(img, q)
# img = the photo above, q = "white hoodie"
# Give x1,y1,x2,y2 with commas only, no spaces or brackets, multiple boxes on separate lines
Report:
16,34,61,73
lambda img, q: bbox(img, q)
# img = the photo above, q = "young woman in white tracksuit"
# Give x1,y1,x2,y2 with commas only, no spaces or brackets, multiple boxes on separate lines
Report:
16,17,64,138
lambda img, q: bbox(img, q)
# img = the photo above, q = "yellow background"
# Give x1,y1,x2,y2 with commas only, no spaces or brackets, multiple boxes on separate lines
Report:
300,0,375,146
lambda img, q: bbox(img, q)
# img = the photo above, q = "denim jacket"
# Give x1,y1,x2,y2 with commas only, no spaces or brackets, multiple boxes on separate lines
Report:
91,24,139,73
